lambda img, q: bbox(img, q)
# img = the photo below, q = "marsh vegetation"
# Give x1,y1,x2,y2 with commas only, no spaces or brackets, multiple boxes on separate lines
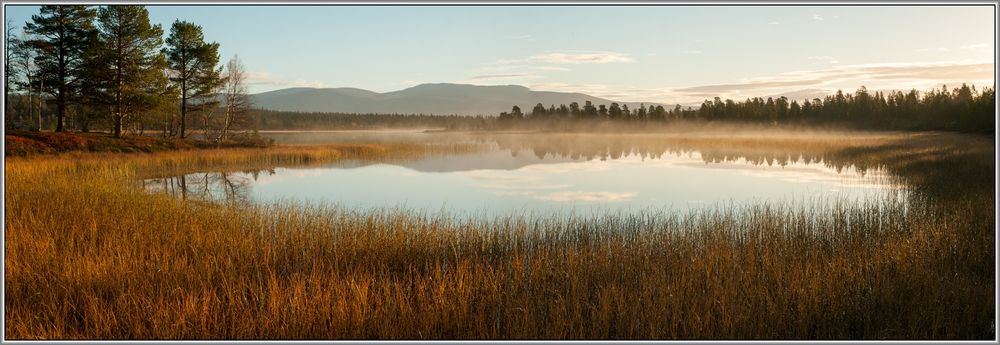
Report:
4,129,994,339
3,3,994,341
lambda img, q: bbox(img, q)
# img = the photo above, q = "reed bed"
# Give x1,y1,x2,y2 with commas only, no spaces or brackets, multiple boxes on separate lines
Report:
4,138,994,340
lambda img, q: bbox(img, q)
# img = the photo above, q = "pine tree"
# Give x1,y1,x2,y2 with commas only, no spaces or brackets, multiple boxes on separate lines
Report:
531,102,546,119
91,5,167,137
583,101,597,118
24,5,98,132
608,103,622,119
165,20,223,139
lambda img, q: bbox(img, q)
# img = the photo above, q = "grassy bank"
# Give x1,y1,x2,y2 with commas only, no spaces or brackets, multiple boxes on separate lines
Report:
4,131,273,157
4,135,995,339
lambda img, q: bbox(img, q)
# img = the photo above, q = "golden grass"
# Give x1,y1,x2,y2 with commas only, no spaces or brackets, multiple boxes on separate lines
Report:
4,135,995,339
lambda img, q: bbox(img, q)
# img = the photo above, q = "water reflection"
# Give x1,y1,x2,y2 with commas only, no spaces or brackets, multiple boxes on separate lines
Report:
145,132,910,217
144,169,274,202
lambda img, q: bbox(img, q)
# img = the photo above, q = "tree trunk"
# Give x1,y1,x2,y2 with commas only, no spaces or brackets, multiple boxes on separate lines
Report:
27,79,34,131
113,114,122,138
114,54,123,137
179,80,187,139
56,88,65,132
113,87,122,138
179,174,187,201
219,99,232,142
37,77,43,131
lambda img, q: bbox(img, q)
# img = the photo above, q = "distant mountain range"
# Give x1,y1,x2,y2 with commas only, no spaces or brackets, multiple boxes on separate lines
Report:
250,83,663,115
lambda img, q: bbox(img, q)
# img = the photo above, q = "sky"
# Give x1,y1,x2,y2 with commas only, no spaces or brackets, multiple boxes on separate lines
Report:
3,5,995,105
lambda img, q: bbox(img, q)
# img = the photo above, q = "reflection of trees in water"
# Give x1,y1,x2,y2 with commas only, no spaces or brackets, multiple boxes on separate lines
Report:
144,133,990,203
481,133,992,199
145,168,275,202
487,134,850,169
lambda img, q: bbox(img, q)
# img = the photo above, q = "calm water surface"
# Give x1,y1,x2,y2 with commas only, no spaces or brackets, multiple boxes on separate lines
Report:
144,131,905,217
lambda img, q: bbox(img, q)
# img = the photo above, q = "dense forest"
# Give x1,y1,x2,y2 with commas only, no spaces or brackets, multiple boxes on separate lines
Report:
247,109,491,131
498,84,996,134
4,5,253,140
215,84,997,133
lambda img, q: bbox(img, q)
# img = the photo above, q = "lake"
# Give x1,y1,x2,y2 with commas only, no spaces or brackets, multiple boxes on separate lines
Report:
143,131,906,218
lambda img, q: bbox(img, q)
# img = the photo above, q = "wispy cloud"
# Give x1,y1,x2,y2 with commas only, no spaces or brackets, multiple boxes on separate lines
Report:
915,47,951,52
961,43,991,51
812,14,825,21
469,51,629,85
529,82,620,97
683,50,703,54
768,21,780,25
831,61,993,81
672,60,994,100
469,73,541,82
519,61,993,106
675,79,825,94
245,71,324,89
491,58,524,65
913,43,990,53
766,88,836,102
529,51,634,64
533,66,572,72
529,82,684,104
472,57,992,107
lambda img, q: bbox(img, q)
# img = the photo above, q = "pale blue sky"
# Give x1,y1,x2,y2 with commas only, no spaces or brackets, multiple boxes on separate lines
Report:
3,5,995,104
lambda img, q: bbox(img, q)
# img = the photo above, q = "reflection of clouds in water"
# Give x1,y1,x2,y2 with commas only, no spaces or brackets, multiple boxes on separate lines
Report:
253,168,324,186
672,158,899,190
781,176,905,190
476,183,572,190
537,191,637,202
520,161,613,174
489,189,636,203
458,171,546,182
466,163,636,202
493,191,537,197
466,153,893,203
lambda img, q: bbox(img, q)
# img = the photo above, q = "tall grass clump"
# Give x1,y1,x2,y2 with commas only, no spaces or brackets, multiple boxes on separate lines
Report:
4,136,994,340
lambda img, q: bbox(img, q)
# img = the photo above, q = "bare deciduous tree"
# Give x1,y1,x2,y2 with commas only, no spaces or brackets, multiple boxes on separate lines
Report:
218,55,252,142
11,29,43,131
5,19,16,117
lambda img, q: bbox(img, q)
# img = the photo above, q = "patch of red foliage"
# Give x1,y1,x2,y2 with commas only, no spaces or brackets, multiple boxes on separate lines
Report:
38,132,89,151
5,135,54,156
4,131,272,157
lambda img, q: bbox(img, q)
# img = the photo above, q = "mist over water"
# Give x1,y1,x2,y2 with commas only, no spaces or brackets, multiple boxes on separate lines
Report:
145,130,907,218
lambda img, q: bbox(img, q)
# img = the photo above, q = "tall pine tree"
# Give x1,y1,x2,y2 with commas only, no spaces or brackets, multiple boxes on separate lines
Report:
164,20,222,139
24,5,97,132
92,5,167,137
